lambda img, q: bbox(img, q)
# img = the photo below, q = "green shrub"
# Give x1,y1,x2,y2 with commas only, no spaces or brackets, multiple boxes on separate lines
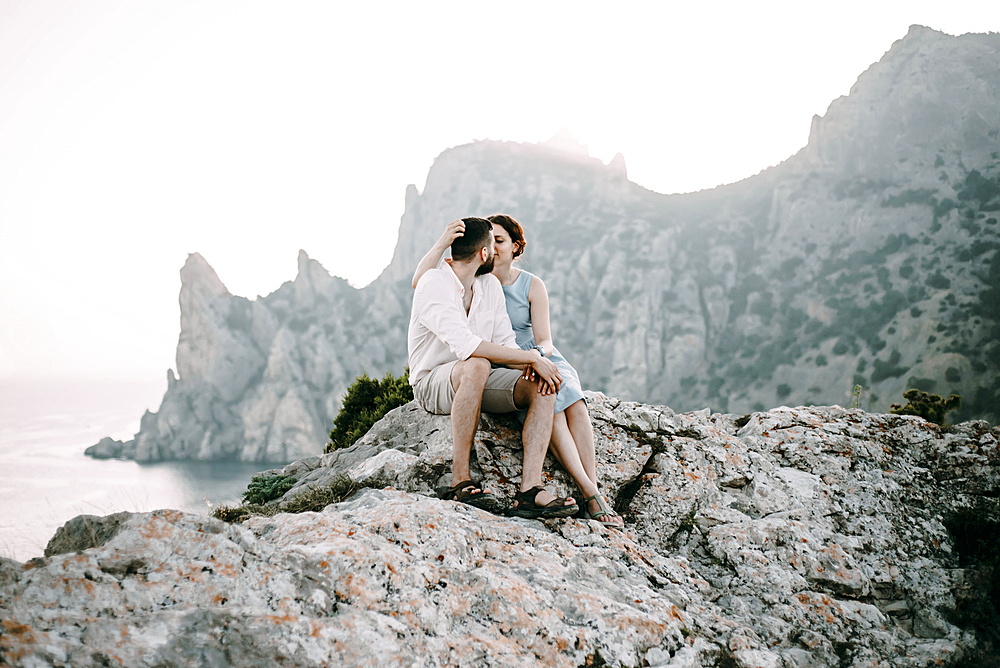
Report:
925,272,952,290
957,169,1000,205
889,389,962,426
212,474,374,523
883,188,937,208
212,505,252,524
907,377,937,392
277,474,368,514
871,350,909,383
242,474,297,505
326,369,413,452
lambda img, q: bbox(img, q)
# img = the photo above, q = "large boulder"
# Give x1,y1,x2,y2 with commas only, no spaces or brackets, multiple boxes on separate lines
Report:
7,396,1000,667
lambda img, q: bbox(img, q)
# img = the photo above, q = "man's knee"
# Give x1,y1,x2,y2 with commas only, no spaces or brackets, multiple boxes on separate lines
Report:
528,387,557,408
452,357,490,390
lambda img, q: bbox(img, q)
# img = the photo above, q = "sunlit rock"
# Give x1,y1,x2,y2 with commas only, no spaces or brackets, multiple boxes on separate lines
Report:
10,396,1000,666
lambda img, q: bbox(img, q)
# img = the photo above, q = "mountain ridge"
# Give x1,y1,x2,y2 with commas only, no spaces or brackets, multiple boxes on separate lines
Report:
88,26,1000,462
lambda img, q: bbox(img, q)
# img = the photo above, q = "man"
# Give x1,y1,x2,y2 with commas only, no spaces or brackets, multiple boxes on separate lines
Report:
407,216,577,518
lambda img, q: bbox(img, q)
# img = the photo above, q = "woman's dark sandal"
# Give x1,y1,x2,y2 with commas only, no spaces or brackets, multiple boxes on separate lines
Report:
510,486,579,519
437,480,497,512
582,494,623,528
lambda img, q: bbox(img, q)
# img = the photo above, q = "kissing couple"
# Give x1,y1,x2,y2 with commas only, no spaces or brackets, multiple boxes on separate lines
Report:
406,215,622,527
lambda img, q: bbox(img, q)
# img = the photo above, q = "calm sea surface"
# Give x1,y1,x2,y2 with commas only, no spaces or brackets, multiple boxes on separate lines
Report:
0,379,278,562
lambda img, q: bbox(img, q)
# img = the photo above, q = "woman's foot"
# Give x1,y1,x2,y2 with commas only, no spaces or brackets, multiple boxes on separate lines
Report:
583,494,624,528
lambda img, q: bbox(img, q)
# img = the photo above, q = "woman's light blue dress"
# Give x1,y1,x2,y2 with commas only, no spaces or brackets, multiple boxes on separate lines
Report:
502,270,585,414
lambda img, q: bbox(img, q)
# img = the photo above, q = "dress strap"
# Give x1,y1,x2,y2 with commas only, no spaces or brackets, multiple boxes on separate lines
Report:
519,270,533,301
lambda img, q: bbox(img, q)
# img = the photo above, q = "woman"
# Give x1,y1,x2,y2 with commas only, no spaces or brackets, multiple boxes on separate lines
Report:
412,215,623,528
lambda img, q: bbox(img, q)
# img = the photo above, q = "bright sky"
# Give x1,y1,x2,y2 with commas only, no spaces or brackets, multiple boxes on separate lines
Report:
1,1,997,384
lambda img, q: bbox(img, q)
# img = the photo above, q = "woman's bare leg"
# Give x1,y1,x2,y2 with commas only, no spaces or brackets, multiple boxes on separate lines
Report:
549,410,623,527
564,400,622,526
565,400,597,485
549,412,599,500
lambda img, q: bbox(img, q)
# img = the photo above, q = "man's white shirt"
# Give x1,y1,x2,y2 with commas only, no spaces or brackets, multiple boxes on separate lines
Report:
407,262,519,385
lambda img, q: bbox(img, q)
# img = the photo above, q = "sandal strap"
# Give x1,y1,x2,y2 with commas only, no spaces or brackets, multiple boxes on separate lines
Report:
515,486,547,505
441,479,484,500
584,494,617,519
517,486,577,510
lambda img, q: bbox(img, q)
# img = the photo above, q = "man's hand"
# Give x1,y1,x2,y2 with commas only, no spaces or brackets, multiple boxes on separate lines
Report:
529,355,562,394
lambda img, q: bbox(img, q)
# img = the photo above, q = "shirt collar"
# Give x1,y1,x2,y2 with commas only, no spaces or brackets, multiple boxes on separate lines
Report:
443,261,466,297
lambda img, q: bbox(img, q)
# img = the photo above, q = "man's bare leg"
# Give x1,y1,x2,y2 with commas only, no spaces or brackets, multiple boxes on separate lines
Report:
449,357,491,487
513,378,572,507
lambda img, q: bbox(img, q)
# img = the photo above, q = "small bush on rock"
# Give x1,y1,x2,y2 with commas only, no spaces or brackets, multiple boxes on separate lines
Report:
890,389,962,426
242,474,297,505
212,505,252,524
278,474,371,514
326,369,413,452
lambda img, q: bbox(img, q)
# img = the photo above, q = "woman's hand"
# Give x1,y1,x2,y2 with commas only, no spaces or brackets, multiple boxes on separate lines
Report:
437,219,465,248
413,219,466,288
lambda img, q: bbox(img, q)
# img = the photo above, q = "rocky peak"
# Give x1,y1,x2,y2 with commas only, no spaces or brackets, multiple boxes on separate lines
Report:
541,127,591,157
292,249,347,308
175,252,263,399
179,252,230,298
607,151,627,180
801,26,1000,176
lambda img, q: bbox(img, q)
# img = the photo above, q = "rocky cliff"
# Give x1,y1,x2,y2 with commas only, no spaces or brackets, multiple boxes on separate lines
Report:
10,397,1000,666
88,25,1000,462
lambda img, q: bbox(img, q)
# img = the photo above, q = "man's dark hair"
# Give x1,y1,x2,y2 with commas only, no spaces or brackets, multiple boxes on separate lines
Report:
451,217,493,262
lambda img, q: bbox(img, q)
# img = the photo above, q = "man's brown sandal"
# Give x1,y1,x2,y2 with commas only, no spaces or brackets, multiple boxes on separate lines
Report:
437,480,497,512
510,486,579,519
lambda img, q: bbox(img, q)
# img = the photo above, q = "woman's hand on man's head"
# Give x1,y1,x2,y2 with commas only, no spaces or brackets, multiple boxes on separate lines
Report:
438,219,466,248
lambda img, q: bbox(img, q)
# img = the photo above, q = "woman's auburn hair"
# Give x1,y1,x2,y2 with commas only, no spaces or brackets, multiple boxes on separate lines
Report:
487,213,527,259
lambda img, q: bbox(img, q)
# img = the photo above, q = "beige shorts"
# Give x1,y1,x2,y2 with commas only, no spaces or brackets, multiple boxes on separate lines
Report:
414,361,522,415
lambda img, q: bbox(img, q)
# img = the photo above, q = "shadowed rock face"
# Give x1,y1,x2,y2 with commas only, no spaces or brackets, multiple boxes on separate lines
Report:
88,26,1000,462
13,396,1000,667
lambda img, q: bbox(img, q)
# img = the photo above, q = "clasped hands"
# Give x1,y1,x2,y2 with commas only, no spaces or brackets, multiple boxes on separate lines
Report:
522,349,561,394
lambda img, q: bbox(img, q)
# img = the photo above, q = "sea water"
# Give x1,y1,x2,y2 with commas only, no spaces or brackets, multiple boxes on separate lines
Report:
0,378,278,562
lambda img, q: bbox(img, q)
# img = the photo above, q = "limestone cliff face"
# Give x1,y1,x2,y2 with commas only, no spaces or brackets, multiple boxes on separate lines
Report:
88,26,1000,462
88,250,405,463
10,399,1000,666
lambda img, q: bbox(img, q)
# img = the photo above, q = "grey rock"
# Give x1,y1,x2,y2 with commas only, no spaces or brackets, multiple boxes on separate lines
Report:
9,397,1000,666
44,512,133,557
83,436,124,459
0,556,22,590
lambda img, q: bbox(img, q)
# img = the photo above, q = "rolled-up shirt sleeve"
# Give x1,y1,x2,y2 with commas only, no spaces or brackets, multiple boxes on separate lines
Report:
416,275,482,360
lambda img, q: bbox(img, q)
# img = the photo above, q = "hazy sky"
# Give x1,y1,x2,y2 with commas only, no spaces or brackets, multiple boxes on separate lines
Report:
1,1,997,385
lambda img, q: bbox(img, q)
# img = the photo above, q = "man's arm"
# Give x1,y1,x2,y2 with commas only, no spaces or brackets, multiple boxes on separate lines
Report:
470,340,562,393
